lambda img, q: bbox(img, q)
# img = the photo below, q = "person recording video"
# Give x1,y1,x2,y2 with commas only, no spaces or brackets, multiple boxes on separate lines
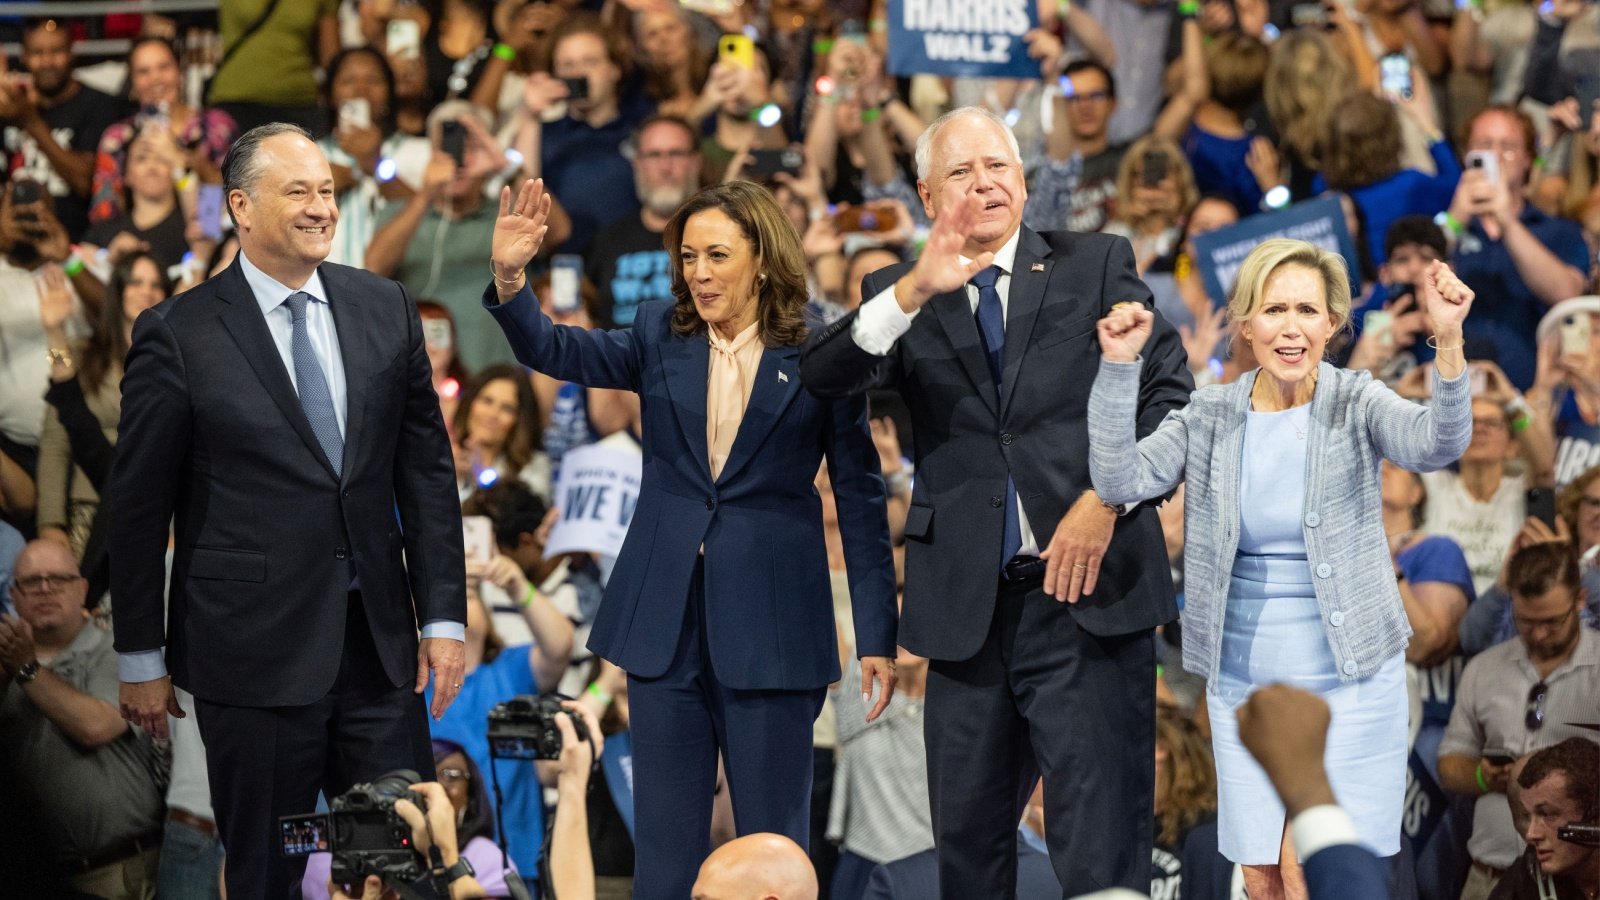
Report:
1488,738,1599,900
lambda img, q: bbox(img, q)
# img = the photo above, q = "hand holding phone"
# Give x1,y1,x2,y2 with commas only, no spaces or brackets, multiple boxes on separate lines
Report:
718,34,755,70
1464,149,1499,186
1379,53,1413,101
463,516,495,566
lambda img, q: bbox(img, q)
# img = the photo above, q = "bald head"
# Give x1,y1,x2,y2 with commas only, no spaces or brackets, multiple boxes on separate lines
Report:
691,834,817,900
9,539,89,637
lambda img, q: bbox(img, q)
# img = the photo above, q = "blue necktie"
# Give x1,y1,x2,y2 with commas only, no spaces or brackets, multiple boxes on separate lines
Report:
286,291,344,476
971,266,1022,566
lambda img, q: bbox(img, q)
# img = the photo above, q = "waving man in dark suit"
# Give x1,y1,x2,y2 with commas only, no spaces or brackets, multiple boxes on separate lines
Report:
800,106,1193,898
108,124,466,900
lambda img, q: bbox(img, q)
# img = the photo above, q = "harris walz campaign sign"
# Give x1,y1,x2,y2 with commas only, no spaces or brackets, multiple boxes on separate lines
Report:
888,0,1040,79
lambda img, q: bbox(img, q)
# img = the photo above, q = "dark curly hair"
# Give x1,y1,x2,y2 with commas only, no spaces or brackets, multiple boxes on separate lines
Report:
663,182,809,348
1517,737,1599,822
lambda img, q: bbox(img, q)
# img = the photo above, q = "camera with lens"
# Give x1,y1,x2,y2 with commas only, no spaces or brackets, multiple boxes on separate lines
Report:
487,694,588,760
279,769,427,884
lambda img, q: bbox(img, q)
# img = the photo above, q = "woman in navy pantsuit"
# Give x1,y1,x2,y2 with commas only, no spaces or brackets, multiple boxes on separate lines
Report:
483,179,899,898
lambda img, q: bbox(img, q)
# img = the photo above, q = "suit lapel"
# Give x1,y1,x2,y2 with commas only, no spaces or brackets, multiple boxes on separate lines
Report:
930,287,999,419
662,330,713,484
214,261,339,480
715,344,801,486
323,265,369,483
999,228,1053,417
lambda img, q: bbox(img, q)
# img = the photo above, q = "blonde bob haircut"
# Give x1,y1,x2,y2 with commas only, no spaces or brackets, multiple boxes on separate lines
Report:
1227,238,1353,338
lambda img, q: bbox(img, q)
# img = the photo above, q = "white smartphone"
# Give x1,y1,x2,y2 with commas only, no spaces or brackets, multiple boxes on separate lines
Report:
463,515,495,565
340,98,371,131
1465,149,1499,186
1561,313,1591,356
1364,309,1394,348
386,19,421,60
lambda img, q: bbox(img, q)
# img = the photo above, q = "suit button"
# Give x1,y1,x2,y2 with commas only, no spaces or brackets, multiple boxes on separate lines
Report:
334,547,348,560
1342,660,1359,676
1304,512,1321,527
705,498,715,511
1000,432,1013,445
342,490,351,500
1329,610,1345,627
1316,563,1332,578
990,496,1003,508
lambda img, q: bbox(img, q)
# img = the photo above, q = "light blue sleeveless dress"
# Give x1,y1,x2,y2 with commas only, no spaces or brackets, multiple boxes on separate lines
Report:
1206,404,1406,864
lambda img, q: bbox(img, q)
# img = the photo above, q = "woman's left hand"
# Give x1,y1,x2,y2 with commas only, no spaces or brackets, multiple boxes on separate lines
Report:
491,177,552,289
1417,259,1473,334
860,656,897,723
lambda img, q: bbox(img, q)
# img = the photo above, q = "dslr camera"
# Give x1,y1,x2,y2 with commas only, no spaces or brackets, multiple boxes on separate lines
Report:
279,769,427,884
487,694,588,760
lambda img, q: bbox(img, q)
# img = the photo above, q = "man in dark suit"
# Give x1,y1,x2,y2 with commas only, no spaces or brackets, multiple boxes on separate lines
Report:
109,124,467,900
800,106,1192,897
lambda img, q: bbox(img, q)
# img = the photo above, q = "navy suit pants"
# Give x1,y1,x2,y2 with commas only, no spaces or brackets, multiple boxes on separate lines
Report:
627,559,826,900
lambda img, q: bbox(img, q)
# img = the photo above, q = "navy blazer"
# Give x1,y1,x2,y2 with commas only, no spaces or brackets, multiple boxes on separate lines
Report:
484,288,896,690
801,228,1192,660
109,260,466,708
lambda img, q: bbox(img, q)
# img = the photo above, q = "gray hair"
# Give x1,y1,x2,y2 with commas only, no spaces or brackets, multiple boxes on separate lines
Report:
222,122,314,225
913,106,1022,181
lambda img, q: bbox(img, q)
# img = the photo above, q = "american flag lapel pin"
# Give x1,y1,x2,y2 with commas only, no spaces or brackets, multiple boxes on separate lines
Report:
778,371,789,383
1030,263,1045,272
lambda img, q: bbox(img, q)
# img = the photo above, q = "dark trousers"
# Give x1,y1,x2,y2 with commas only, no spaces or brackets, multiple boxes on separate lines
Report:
195,593,433,900
924,577,1155,898
627,559,825,900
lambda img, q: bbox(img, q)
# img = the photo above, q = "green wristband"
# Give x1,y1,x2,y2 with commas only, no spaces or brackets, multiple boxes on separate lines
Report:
1178,0,1200,16
518,583,537,609
1475,763,1491,794
1509,412,1531,433
586,681,613,705
492,42,516,61
1441,211,1465,236
63,255,85,277
860,107,882,123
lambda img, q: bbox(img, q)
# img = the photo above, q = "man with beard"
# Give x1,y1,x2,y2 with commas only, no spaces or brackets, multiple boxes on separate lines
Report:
585,115,700,329
0,18,128,241
1439,541,1600,900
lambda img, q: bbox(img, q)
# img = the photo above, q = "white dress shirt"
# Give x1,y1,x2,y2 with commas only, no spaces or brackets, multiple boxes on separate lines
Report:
850,230,1045,556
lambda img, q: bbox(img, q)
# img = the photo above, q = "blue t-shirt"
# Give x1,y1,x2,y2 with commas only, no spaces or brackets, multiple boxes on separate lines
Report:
541,89,653,257
425,645,543,878
1454,206,1592,390
1182,123,1262,214
1396,534,1477,899
1553,390,1600,488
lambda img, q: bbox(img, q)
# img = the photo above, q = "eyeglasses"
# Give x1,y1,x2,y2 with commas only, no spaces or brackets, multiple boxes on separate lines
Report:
1514,606,1577,632
437,767,467,785
1066,91,1111,104
12,573,84,596
1525,681,1548,732
1471,417,1508,431
636,149,696,164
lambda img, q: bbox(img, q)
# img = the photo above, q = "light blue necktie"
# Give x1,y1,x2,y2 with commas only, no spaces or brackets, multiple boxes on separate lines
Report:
971,266,1022,567
285,291,343,476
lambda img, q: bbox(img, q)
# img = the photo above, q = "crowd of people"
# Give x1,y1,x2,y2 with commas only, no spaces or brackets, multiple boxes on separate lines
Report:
0,0,1598,898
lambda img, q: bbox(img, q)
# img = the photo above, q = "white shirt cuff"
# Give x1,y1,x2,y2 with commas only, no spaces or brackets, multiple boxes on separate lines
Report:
1291,804,1361,861
421,620,466,642
851,284,918,356
119,649,168,682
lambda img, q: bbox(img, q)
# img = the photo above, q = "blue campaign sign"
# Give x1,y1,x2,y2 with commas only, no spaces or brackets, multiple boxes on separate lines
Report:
887,0,1040,79
1189,195,1359,307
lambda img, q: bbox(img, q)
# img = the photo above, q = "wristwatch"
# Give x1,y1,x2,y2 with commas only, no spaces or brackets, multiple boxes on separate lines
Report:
443,855,475,883
15,660,40,684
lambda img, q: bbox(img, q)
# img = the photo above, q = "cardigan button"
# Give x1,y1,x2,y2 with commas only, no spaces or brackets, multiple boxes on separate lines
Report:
1305,512,1321,527
1342,660,1359,676
1329,610,1345,627
1316,563,1332,578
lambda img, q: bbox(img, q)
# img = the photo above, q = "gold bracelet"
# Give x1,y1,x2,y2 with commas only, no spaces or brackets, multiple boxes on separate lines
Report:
490,263,526,287
1425,335,1464,351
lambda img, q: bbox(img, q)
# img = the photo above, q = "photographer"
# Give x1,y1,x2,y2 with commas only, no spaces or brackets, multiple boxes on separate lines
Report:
1488,738,1599,900
327,781,492,900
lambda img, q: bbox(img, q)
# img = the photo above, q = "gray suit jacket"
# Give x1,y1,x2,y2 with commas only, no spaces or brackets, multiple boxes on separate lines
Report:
1088,359,1471,682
